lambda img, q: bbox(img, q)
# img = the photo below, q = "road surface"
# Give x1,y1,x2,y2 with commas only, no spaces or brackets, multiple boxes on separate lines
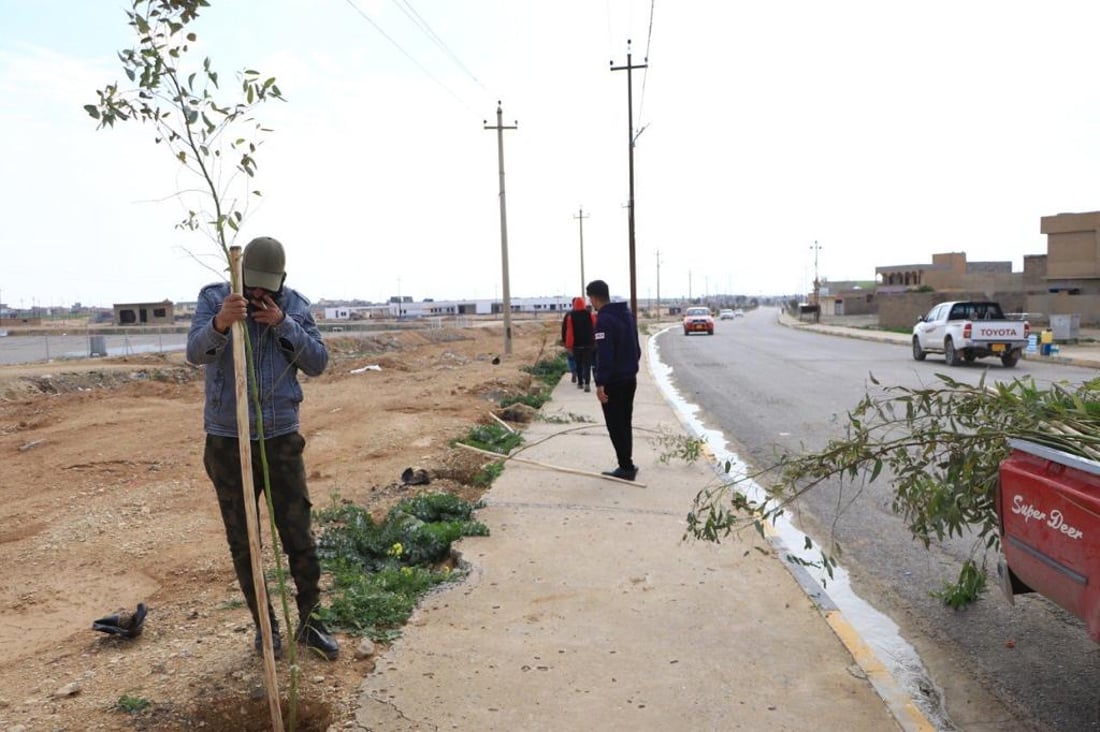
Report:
655,307,1100,732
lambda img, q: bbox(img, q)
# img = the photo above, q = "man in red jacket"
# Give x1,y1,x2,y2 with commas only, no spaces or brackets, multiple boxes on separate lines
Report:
564,296,597,392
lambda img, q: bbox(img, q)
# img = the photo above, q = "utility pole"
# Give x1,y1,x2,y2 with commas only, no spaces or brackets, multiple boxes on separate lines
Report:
655,249,661,319
611,39,647,320
574,207,589,295
484,101,518,355
810,240,822,323
688,271,693,301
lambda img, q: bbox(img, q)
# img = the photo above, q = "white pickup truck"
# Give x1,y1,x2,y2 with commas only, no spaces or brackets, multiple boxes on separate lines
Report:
912,300,1030,367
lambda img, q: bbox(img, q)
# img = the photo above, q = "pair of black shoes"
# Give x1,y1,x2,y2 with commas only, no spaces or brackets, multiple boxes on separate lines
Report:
254,617,339,661
602,466,639,482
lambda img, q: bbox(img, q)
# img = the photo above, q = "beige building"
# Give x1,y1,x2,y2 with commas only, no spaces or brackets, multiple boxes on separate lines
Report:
874,253,1027,329
876,252,1018,293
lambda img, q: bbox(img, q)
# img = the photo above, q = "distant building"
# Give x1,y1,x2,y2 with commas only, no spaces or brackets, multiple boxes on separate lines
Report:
876,252,1017,293
113,300,175,326
817,280,876,316
1030,211,1100,324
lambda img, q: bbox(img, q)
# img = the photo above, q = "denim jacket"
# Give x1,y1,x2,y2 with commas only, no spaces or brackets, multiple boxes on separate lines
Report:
186,281,328,439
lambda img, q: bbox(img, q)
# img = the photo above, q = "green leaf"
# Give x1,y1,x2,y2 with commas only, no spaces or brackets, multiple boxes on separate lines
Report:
186,109,198,125
83,104,100,119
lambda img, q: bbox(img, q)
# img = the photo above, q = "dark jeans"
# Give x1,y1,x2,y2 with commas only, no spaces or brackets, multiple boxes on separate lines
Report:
203,432,321,627
573,346,594,385
600,378,637,470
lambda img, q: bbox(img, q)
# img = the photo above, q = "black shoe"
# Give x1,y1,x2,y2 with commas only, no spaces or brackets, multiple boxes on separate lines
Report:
571,374,577,383
601,466,638,481
254,625,283,659
297,618,339,661
583,383,591,393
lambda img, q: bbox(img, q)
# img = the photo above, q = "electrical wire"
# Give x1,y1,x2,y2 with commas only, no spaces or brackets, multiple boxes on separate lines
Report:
342,0,479,116
636,0,655,134
391,0,488,92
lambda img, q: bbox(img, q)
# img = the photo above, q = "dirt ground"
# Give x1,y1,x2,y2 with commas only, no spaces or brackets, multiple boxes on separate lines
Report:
0,320,559,731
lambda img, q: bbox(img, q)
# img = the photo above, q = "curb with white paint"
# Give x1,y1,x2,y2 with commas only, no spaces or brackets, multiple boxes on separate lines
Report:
647,326,945,731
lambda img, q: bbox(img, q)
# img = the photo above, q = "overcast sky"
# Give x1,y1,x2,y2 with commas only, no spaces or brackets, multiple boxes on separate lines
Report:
3,0,1100,309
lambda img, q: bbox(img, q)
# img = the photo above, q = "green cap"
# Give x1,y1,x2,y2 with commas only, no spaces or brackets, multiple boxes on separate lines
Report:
242,237,286,291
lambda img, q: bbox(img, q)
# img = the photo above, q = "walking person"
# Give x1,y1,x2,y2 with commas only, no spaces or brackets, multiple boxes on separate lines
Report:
186,236,340,660
560,311,578,383
564,296,597,392
586,279,642,481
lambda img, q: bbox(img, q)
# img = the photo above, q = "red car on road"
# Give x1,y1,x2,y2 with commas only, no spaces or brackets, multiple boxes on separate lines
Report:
682,307,714,336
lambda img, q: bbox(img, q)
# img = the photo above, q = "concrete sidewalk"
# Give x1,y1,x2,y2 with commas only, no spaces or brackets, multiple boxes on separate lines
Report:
354,338,923,731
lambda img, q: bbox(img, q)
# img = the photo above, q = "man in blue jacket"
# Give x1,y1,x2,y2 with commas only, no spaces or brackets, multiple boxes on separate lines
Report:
586,279,642,481
186,236,339,660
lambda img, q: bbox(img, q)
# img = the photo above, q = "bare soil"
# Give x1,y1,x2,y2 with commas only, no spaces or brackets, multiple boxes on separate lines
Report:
0,321,558,731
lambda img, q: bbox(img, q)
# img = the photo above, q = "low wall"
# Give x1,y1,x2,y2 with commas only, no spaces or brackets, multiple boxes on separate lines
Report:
877,291,1030,330
1025,293,1100,327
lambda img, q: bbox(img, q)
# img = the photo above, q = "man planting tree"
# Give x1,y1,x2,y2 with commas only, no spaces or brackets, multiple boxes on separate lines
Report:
187,236,339,660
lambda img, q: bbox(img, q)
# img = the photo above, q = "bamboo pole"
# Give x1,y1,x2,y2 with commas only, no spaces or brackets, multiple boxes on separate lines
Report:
456,442,646,487
230,246,284,730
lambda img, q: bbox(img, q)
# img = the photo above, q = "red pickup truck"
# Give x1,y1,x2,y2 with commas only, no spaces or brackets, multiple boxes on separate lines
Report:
997,439,1100,639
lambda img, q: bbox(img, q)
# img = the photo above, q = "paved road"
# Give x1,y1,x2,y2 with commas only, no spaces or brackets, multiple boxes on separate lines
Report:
656,307,1100,732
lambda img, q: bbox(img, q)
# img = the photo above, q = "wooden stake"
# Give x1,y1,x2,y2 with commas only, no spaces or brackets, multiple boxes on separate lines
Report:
230,246,284,730
455,442,646,487
489,412,517,433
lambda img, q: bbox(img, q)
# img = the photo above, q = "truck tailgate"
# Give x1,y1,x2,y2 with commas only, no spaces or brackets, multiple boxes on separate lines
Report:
998,440,1100,639
972,322,1026,342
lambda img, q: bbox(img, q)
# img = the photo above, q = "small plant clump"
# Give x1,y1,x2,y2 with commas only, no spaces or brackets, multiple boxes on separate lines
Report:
653,431,705,464
473,461,505,487
454,423,523,455
115,694,152,714
501,390,551,409
522,352,569,384
315,493,488,639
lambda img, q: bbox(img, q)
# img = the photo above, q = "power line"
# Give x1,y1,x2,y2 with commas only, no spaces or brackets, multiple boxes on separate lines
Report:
392,0,488,92
637,0,655,133
342,0,478,116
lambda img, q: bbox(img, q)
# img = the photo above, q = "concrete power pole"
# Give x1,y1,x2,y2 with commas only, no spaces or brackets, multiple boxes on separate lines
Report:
484,102,518,355
810,240,822,323
574,207,589,295
655,249,661,319
611,40,647,320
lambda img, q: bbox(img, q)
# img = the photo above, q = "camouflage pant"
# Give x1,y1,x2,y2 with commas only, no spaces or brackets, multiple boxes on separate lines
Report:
203,432,320,627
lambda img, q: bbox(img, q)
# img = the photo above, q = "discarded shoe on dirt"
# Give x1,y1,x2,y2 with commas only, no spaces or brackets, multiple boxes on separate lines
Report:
92,602,147,639
401,467,431,486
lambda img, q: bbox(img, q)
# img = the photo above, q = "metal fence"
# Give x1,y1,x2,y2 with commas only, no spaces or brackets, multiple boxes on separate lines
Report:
0,331,188,366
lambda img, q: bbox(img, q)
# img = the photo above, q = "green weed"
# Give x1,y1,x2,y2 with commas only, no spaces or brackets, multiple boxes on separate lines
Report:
473,461,505,486
522,352,569,384
116,695,151,714
453,422,523,454
500,391,550,409
315,494,489,640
